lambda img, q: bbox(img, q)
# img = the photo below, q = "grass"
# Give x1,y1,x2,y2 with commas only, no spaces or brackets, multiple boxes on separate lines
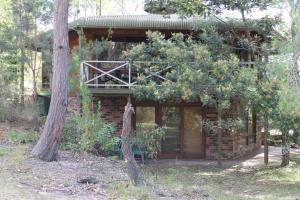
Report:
0,145,26,163
107,182,154,200
143,153,300,200
7,130,39,145
0,146,10,156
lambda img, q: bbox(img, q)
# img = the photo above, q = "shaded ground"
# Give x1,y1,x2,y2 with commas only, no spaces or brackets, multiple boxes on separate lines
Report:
147,146,300,167
0,122,300,200
143,148,300,200
0,146,130,200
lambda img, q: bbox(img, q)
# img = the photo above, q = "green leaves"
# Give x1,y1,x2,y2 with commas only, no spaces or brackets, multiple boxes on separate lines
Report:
125,30,257,116
144,0,207,16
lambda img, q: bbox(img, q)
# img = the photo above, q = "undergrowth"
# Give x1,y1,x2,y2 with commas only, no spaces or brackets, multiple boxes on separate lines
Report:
61,85,120,156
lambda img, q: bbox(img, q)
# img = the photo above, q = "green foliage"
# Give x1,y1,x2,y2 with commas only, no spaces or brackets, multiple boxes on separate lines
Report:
0,146,10,157
61,85,120,156
206,0,275,19
8,130,39,144
131,123,166,159
0,0,53,119
60,117,81,151
126,31,256,110
144,0,207,16
79,84,120,155
69,33,112,95
0,100,40,123
144,0,276,20
203,118,246,134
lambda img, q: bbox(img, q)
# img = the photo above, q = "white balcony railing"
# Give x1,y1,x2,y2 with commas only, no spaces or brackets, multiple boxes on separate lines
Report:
80,60,257,91
80,60,174,90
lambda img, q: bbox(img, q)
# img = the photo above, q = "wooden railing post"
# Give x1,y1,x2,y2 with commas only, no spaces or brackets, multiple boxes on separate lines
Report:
80,61,84,87
128,62,131,89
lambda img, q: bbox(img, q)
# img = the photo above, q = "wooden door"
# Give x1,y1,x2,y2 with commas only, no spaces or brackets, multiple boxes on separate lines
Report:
183,107,203,158
161,107,181,156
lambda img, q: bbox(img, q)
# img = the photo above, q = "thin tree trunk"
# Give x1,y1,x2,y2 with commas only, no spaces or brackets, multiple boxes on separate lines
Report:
289,1,300,86
217,105,222,167
263,117,269,165
31,0,69,161
33,67,37,100
121,102,146,186
20,47,25,106
32,18,38,102
281,130,290,167
241,9,246,22
17,0,25,107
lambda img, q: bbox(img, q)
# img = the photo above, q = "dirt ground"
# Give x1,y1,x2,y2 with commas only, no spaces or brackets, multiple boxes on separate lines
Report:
0,123,213,200
0,122,128,200
1,122,299,200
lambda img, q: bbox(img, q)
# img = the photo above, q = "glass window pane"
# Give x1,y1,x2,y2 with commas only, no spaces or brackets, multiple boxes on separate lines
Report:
161,107,181,154
136,107,156,129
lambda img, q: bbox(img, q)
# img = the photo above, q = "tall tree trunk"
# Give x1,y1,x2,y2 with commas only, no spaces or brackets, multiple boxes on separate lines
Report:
20,47,25,106
32,18,38,102
281,130,290,167
263,117,269,165
217,105,222,167
289,1,300,86
31,0,69,162
121,102,146,186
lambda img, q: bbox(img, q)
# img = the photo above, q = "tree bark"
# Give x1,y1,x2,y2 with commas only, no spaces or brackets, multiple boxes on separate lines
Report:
263,118,269,165
31,0,69,162
217,105,222,167
121,102,147,186
20,47,25,107
281,130,290,167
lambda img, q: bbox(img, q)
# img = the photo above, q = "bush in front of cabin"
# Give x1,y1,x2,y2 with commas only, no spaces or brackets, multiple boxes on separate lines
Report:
61,85,120,156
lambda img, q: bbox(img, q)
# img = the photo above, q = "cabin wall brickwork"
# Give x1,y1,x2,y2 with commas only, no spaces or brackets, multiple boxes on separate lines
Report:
92,96,127,135
66,96,126,135
67,97,81,116
206,130,262,159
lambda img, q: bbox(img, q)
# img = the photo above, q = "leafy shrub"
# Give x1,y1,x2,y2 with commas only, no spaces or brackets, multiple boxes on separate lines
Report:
61,85,120,156
79,118,119,156
62,113,120,156
0,98,41,130
60,117,81,151
8,130,39,144
203,118,246,134
131,123,166,159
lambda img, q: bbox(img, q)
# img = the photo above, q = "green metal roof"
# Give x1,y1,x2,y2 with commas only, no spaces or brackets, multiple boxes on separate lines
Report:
69,15,196,30
69,15,267,33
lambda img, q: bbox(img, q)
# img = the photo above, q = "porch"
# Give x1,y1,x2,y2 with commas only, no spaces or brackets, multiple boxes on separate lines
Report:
80,60,256,95
80,60,175,95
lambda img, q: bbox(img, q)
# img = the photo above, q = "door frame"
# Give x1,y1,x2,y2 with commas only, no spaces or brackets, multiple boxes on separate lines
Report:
133,100,206,159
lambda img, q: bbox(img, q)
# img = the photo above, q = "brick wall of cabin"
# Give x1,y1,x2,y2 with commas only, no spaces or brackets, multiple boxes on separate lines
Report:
232,129,262,158
204,101,262,160
205,130,262,160
206,132,234,159
92,96,127,135
66,96,126,135
67,97,81,116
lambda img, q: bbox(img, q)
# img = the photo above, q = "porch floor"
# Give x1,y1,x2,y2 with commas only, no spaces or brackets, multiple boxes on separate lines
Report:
146,146,300,168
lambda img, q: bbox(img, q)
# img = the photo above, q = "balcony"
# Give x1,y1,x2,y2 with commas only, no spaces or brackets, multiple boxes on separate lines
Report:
80,61,173,94
80,60,256,95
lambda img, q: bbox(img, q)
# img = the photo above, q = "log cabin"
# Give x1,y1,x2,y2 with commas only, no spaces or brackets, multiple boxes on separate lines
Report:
42,15,266,160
